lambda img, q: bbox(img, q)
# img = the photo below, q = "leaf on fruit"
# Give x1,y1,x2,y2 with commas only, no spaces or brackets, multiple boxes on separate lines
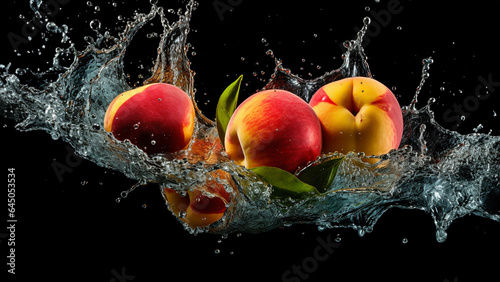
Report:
250,166,319,198
297,156,345,193
216,75,243,148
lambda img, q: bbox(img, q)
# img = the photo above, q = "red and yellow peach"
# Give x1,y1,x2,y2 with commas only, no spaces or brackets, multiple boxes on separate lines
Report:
163,170,233,228
104,83,195,155
309,77,403,162
224,89,322,174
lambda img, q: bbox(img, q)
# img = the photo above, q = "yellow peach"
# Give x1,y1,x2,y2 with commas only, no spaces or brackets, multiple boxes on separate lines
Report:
309,77,403,162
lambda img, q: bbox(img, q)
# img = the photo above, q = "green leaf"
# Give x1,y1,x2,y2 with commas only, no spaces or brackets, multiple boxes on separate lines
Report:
216,75,243,148
250,166,319,198
297,156,345,193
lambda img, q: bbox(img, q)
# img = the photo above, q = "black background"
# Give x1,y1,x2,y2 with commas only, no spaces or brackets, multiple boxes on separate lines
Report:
2,0,500,281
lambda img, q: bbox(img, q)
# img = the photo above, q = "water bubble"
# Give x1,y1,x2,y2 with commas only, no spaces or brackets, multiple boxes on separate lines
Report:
142,204,147,209
151,140,156,146
396,26,402,30
179,211,186,219
460,115,466,121
120,191,129,198
87,1,93,7
440,86,445,91
214,249,221,254
493,110,497,117
365,6,371,11
134,123,140,129
240,57,245,61
150,0,158,5
90,19,101,31
402,238,408,244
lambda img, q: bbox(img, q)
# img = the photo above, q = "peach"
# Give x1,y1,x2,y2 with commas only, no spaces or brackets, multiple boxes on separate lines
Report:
225,89,322,174
104,83,195,155
309,77,403,162
163,170,232,228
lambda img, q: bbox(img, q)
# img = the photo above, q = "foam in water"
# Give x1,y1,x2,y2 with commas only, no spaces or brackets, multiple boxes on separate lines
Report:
1,1,499,242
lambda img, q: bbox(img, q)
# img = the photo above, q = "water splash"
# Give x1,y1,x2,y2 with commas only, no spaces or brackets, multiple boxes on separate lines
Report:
1,1,499,241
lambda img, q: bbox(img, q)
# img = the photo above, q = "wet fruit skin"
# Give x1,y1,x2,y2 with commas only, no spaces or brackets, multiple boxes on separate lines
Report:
309,77,403,163
104,83,195,155
163,170,232,228
225,89,323,174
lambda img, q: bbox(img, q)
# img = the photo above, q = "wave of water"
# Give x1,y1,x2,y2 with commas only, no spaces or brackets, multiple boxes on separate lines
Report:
1,1,498,242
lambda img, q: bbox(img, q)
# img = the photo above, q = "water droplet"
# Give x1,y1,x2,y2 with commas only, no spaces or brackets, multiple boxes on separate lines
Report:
473,124,483,133
214,249,220,254
151,140,156,145
365,6,371,11
134,123,140,129
402,238,408,244
313,33,318,38
46,22,58,32
87,1,93,7
493,110,497,117
391,86,397,91
142,204,147,209
240,57,245,61
396,26,402,30
90,19,101,31
179,211,186,219
460,115,466,121
335,237,342,243
440,86,445,91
